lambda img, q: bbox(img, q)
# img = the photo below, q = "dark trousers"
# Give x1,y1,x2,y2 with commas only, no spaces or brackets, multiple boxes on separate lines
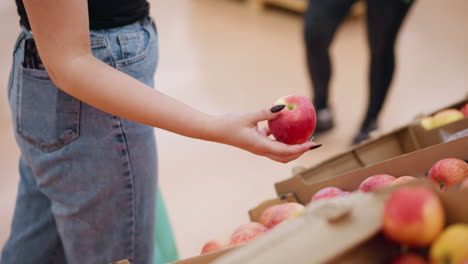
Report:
304,0,413,128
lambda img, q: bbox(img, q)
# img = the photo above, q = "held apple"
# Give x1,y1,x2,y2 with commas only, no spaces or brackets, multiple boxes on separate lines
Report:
382,186,445,247
427,158,468,190
268,95,316,144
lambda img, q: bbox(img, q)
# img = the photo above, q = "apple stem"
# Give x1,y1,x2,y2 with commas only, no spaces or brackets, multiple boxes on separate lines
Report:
440,183,445,190
286,104,296,110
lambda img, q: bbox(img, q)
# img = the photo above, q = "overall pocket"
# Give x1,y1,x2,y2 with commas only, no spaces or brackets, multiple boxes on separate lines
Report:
16,66,81,152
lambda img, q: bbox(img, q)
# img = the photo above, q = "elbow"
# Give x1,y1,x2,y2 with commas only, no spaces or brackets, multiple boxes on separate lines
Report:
44,54,90,93
45,65,64,88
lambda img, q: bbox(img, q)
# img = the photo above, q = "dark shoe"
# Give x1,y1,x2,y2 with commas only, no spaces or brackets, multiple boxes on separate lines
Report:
352,119,378,145
315,108,334,134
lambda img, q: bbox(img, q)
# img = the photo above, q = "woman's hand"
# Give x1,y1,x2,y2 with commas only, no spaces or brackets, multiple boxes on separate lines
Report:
212,105,321,163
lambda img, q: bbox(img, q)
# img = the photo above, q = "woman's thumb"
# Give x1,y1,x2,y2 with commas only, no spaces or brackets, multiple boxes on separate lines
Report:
251,104,285,123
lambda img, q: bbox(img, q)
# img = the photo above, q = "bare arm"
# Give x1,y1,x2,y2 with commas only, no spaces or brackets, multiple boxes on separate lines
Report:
23,0,319,163
24,0,216,141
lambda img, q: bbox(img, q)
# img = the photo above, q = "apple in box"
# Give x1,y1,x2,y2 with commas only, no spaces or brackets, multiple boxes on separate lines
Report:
430,224,468,264
201,238,230,254
359,174,396,192
268,95,316,144
427,158,468,190
392,176,418,186
309,187,350,203
431,109,464,128
461,103,468,117
229,222,267,246
382,186,445,247
420,116,434,130
258,202,305,229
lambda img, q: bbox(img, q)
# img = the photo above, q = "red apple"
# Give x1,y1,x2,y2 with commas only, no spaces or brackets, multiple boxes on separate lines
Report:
258,202,305,229
268,95,316,144
389,254,427,264
392,176,418,186
427,158,468,190
310,187,350,203
359,174,396,192
229,222,267,246
201,238,230,254
382,186,445,247
460,103,468,117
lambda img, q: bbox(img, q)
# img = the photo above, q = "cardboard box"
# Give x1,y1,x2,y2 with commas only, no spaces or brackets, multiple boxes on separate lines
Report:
210,137,468,264
410,117,468,148
212,187,468,264
170,193,298,264
172,98,467,264
290,97,467,186
293,126,420,185
275,135,468,205
214,191,393,264
409,97,468,149
173,136,467,264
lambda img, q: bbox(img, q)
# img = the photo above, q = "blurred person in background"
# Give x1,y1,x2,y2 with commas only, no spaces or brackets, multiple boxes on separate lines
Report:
1,0,320,263
304,0,414,144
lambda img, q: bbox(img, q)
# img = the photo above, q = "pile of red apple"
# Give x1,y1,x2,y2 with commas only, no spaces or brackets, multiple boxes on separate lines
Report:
200,157,467,260
309,158,468,203
380,158,468,263
308,158,468,264
420,103,467,130
200,202,305,254
382,186,468,264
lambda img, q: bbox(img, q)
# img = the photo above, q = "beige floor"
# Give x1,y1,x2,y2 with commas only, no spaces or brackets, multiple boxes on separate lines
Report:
0,0,466,260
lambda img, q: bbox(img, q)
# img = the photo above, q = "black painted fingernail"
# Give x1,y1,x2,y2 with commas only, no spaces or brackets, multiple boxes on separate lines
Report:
271,105,286,113
309,144,322,150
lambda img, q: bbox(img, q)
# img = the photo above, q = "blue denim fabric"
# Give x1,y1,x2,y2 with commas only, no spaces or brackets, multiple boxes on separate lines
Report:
2,17,159,264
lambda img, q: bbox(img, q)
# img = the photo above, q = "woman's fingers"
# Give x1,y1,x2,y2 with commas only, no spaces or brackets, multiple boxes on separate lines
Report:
263,140,321,163
264,152,304,163
258,126,272,137
223,109,320,163
261,138,321,157
248,105,285,124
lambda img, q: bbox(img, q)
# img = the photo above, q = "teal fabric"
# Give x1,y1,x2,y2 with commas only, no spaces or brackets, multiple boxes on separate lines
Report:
154,188,179,264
